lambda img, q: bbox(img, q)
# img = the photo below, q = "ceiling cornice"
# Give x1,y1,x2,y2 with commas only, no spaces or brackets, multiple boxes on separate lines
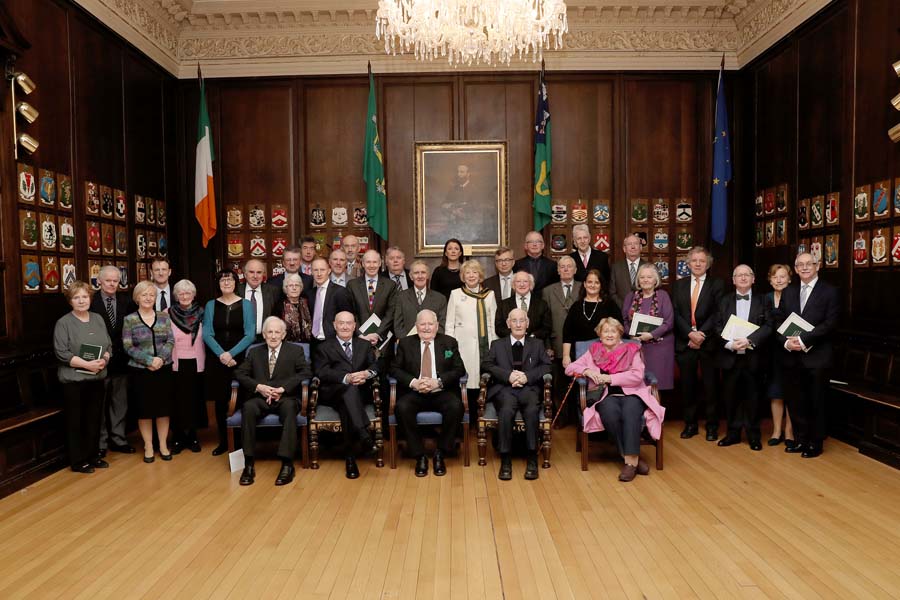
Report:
72,0,832,78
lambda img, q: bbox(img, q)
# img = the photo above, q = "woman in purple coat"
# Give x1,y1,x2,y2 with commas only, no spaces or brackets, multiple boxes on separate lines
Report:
622,263,674,390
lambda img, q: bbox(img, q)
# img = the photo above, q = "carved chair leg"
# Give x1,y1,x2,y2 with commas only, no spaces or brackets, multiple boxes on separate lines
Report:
389,424,397,469
657,434,664,470
300,426,309,469
477,419,487,466
309,425,320,470
463,422,470,467
581,431,588,471
374,421,384,468
542,423,551,468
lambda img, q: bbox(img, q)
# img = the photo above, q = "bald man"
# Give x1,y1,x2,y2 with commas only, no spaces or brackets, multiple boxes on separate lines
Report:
346,249,397,345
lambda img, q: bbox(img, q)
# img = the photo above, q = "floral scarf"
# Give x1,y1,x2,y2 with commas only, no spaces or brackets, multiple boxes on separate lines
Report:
169,301,204,344
282,298,313,342
461,286,492,359
589,341,640,374
629,290,659,320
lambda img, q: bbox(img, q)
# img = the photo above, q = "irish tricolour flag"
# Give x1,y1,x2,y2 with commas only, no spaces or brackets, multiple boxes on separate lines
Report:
195,66,217,247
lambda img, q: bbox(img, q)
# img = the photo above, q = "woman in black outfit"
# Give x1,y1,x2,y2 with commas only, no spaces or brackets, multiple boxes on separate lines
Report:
202,270,256,455
429,238,466,299
562,269,621,367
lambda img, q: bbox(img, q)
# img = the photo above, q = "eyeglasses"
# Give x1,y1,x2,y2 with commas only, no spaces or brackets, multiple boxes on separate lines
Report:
795,261,816,268
734,273,753,278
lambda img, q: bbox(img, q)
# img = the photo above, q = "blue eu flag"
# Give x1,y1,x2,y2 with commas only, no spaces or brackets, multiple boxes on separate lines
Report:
711,58,731,245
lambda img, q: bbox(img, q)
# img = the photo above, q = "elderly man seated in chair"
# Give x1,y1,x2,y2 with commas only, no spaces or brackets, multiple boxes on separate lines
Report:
482,308,552,481
235,316,311,486
391,309,465,477
313,311,379,479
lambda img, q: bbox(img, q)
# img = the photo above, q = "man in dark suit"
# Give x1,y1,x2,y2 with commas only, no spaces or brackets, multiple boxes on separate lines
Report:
715,265,772,451
494,271,552,350
392,260,447,338
777,252,840,458
381,246,413,291
571,224,610,286
90,265,137,456
341,234,362,280
347,249,398,346
483,247,515,302
482,309,552,480
313,311,379,479
235,316,312,486
672,246,725,440
238,258,280,341
306,258,354,358
608,234,647,308
391,309,466,477
513,231,559,293
267,247,314,300
542,256,581,423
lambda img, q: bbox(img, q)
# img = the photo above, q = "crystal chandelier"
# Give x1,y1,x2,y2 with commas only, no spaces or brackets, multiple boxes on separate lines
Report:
375,0,569,67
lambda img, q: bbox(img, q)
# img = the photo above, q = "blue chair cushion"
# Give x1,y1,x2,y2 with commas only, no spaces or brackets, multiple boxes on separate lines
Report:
387,411,469,426
312,404,376,423
226,409,308,428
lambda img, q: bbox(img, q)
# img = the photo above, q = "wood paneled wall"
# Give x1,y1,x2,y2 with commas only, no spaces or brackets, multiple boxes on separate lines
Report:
744,0,900,334
177,73,720,288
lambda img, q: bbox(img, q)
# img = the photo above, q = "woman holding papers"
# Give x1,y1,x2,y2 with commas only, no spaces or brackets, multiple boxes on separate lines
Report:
622,264,674,390
53,281,113,473
764,264,794,447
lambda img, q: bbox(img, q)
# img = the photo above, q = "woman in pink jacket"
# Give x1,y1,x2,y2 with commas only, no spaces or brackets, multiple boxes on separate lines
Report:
169,279,206,453
565,317,665,481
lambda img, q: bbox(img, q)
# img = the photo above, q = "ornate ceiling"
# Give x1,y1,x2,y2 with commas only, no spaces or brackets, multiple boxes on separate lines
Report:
74,0,831,78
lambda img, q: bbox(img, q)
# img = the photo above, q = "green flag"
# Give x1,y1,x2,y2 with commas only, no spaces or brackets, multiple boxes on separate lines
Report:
532,66,552,231
363,65,388,241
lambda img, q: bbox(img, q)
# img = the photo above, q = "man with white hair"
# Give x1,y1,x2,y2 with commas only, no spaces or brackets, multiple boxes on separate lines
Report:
235,316,311,486
381,246,412,290
341,234,362,279
570,224,610,285
542,255,581,424
494,271,552,350
329,248,350,287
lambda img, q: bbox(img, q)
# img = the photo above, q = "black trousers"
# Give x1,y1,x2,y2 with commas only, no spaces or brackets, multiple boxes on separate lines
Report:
172,359,206,442
62,380,104,468
319,383,371,453
494,387,541,454
241,396,298,459
722,356,762,440
784,365,828,445
593,394,646,457
676,348,719,429
396,389,463,457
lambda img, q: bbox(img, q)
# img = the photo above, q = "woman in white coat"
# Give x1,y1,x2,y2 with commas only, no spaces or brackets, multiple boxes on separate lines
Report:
445,260,498,414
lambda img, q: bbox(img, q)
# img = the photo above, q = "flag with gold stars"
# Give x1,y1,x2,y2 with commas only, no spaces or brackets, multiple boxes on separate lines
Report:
711,56,731,245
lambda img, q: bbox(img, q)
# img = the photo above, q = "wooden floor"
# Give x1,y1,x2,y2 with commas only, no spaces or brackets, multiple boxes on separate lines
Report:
2,424,899,600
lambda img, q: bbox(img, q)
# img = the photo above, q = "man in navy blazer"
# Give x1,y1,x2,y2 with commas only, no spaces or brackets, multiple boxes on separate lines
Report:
482,309,552,480
715,265,773,451
305,258,353,361
346,250,398,345
672,246,725,440
570,224,610,286
776,253,840,458
513,231,559,293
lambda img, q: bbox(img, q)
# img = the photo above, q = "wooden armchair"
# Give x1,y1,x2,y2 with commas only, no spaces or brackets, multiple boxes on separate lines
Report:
476,372,553,468
573,339,664,472
386,376,470,468
225,342,310,468
307,377,384,469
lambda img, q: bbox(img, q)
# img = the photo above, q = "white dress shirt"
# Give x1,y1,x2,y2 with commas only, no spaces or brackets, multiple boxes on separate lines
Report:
244,285,264,334
155,284,171,312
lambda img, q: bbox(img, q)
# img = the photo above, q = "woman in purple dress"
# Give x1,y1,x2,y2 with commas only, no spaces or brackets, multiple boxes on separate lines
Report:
622,263,674,390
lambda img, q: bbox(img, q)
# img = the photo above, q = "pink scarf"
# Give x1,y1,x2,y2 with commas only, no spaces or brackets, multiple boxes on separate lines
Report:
589,341,640,374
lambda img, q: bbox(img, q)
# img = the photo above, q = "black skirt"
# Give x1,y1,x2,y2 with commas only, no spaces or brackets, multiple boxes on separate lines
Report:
129,364,174,419
173,358,207,429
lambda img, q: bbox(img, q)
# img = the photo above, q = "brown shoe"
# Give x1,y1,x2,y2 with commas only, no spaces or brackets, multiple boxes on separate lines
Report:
636,457,650,476
618,464,637,482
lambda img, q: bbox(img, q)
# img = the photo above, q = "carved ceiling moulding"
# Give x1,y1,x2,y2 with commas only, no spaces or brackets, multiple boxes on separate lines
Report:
75,0,829,77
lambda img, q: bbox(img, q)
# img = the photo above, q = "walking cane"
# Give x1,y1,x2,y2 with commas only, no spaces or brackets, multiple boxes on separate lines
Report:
551,378,577,429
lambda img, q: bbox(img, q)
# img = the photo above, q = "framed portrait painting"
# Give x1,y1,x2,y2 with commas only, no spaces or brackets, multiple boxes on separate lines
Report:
415,141,508,256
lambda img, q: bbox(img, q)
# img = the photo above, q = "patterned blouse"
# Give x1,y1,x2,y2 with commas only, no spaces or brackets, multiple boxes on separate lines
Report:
122,311,175,369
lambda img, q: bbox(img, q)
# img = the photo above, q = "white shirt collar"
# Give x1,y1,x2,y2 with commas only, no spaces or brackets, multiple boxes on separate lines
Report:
510,335,526,345
268,343,282,357
801,276,818,290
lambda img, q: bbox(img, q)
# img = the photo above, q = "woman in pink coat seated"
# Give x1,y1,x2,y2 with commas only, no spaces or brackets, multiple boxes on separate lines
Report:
565,317,665,481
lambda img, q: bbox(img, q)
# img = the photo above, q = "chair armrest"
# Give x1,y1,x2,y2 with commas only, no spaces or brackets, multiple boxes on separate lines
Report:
576,377,588,410
459,376,468,416
369,378,382,419
227,380,240,416
388,376,397,417
542,373,553,418
478,374,489,417
306,378,317,418
542,373,553,384
644,370,658,387
300,380,309,418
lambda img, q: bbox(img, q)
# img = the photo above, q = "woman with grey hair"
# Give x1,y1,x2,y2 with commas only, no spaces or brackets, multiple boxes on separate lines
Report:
169,279,206,453
273,272,312,342
622,263,674,390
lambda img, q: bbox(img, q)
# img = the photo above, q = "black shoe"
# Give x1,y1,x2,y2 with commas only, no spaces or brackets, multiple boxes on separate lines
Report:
785,442,806,454
239,465,255,485
346,457,360,479
783,438,798,451
749,440,763,451
275,464,295,486
717,434,741,447
498,456,512,481
143,455,155,464
680,424,698,439
768,435,784,446
189,441,202,453
359,436,377,457
211,445,228,456
160,452,173,461
801,444,823,458
171,442,183,455
433,451,447,476
415,456,428,477
110,443,135,454
72,463,95,474
524,457,539,480
93,458,110,469
706,429,719,442
99,449,108,459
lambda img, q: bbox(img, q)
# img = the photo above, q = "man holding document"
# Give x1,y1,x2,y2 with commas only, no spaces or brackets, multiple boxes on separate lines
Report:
776,253,840,458
347,249,397,347
715,265,772,451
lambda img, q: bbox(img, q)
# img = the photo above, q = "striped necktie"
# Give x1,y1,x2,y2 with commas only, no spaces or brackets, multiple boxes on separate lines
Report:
105,296,116,325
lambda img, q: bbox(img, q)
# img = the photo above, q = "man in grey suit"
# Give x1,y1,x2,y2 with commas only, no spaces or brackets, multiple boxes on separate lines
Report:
481,309,552,480
608,234,648,308
393,260,447,338
542,256,581,423
346,249,397,346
